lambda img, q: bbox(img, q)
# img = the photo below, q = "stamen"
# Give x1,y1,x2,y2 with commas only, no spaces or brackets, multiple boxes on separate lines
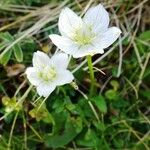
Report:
39,67,57,82
73,25,95,46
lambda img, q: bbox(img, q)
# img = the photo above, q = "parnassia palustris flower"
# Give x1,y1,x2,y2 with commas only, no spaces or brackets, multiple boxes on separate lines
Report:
49,4,121,58
26,51,74,97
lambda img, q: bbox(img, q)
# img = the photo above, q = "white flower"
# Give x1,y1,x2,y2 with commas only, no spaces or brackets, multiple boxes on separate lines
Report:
26,51,74,97
49,4,121,58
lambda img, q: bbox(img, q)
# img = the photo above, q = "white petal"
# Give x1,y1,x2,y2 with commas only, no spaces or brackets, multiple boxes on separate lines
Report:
51,53,69,69
96,27,121,49
49,34,78,55
58,7,82,37
55,70,74,86
37,83,56,97
72,45,93,58
83,4,109,33
33,51,50,69
26,67,41,86
72,43,104,58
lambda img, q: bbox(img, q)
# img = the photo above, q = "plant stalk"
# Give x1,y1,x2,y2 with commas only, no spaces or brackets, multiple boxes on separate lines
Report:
86,55,96,97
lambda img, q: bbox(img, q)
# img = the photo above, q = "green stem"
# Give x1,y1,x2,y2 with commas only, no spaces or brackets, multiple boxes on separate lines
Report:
22,112,27,150
86,55,95,97
7,111,19,150
27,123,43,141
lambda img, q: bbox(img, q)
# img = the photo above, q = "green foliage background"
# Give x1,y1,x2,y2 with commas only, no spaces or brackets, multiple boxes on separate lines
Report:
0,0,149,149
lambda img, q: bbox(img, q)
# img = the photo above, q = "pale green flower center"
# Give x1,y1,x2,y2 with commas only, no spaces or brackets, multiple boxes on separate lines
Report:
73,25,95,46
39,66,57,82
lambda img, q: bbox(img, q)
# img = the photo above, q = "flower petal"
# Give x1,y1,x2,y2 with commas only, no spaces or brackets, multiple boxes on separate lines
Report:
71,44,103,58
26,67,41,86
96,27,121,49
58,7,82,37
33,51,50,69
72,45,93,58
49,34,78,55
55,70,74,86
83,4,109,33
37,83,56,97
51,53,69,69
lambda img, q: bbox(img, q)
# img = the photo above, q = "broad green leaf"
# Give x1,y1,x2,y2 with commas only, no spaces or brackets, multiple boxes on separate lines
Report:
0,32,23,62
77,98,93,118
76,128,99,148
139,30,150,40
0,32,14,42
93,121,105,131
45,116,82,148
0,49,12,65
0,32,13,65
13,44,23,62
92,95,107,113
52,111,68,134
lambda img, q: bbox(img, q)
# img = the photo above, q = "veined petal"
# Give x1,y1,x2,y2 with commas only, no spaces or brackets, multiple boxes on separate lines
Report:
96,27,121,49
55,70,74,86
33,51,50,69
37,83,56,97
58,7,82,37
51,53,69,69
72,43,104,58
26,67,41,86
49,34,78,55
83,4,109,33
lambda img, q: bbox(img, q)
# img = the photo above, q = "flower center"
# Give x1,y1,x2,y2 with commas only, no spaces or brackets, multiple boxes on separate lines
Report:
39,66,57,82
73,25,95,46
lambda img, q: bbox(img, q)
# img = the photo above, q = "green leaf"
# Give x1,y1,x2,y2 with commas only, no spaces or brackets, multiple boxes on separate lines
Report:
0,49,12,65
76,128,100,148
0,32,14,42
139,30,150,40
140,90,150,100
105,89,118,101
0,32,23,62
136,30,150,54
110,80,119,91
13,44,23,62
52,111,68,134
45,116,82,148
92,95,107,113
77,98,93,118
93,121,105,131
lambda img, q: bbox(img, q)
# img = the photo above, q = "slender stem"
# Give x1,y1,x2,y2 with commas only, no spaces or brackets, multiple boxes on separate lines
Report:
17,84,33,105
7,111,19,150
72,84,100,122
88,101,100,122
86,55,95,97
27,123,43,141
22,112,27,150
86,56,100,122
37,96,49,111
